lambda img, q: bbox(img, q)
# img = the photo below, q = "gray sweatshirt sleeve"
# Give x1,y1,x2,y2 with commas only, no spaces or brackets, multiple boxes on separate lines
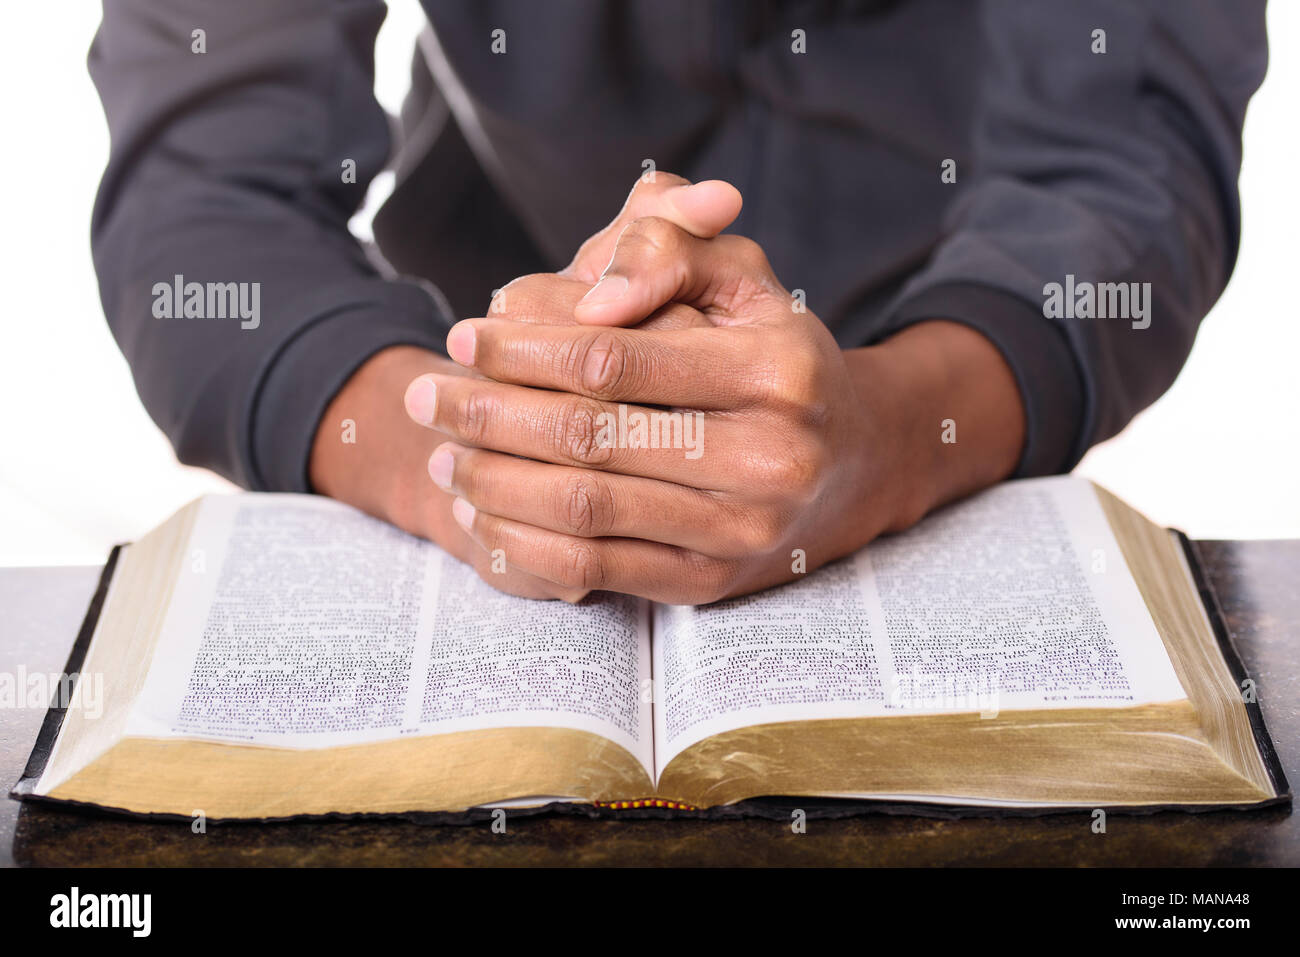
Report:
880,0,1268,476
88,0,452,492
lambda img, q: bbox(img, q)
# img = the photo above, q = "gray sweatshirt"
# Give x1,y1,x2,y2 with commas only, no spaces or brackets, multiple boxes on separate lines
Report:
87,0,1269,491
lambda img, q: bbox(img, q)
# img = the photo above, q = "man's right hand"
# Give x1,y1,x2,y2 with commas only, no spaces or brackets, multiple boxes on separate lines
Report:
308,173,742,600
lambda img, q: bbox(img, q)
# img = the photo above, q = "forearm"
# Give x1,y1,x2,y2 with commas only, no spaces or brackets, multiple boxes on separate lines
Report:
844,319,1026,533
89,0,448,490
883,2,1266,464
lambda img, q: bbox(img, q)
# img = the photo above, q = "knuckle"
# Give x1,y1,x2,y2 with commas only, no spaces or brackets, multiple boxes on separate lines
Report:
797,393,832,430
556,472,614,537
759,350,829,423
640,302,710,331
722,234,769,273
575,331,631,399
738,509,788,554
783,451,823,493
554,398,614,466
783,342,823,388
751,448,820,496
802,442,834,493
453,389,495,444
558,539,606,591
483,519,510,559
713,236,784,308
779,385,831,431
623,215,682,256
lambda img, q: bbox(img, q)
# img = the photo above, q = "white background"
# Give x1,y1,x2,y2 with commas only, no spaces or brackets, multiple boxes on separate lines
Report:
0,3,1295,565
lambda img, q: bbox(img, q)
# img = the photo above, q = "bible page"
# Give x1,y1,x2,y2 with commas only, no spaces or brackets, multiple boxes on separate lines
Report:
125,495,653,777
652,475,1187,775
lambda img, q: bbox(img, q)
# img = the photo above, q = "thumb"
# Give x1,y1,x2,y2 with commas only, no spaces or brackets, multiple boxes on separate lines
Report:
560,175,742,283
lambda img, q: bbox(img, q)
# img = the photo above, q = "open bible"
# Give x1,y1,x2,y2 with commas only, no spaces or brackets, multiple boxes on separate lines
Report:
13,476,1288,819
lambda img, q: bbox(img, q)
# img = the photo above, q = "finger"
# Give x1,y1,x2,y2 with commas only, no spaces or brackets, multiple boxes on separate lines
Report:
468,275,712,347
404,373,724,487
451,500,738,605
466,546,590,603
561,175,742,283
573,222,786,327
483,272,590,326
430,442,747,555
444,318,767,408
637,301,715,331
433,503,589,602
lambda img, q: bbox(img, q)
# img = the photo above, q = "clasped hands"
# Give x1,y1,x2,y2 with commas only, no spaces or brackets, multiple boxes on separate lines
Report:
311,173,1027,604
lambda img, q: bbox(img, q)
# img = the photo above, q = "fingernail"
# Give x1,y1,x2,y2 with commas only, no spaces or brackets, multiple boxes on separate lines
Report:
405,377,437,425
446,323,476,366
451,497,476,532
428,446,455,490
580,275,628,305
